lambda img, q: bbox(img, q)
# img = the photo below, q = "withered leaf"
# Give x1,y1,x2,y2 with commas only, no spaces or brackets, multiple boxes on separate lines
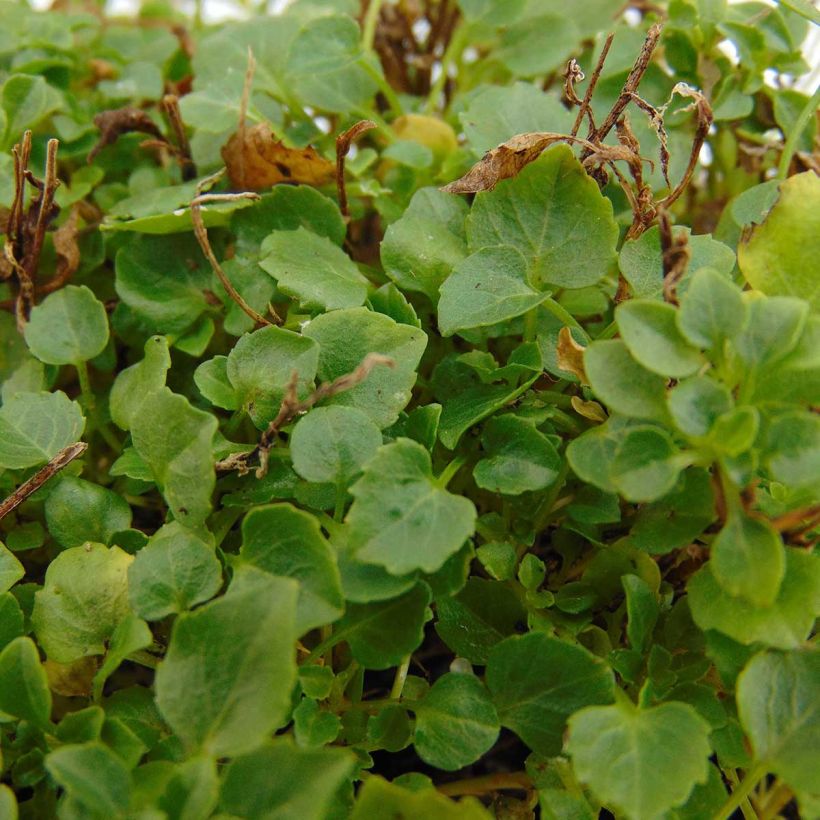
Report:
571,396,607,423
87,107,165,163
221,123,335,191
556,326,588,384
44,656,98,697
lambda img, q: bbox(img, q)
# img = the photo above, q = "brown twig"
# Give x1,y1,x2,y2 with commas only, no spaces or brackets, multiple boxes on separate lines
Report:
190,170,277,327
571,32,614,138
771,503,820,537
336,120,377,218
0,442,87,521
162,94,196,180
216,353,395,478
658,208,691,305
437,771,533,798
87,107,165,163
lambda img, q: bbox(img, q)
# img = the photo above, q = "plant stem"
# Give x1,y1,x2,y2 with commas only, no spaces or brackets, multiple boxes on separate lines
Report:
424,24,466,113
389,656,411,700
437,771,532,797
76,360,95,412
334,483,347,523
714,765,767,820
361,0,383,52
437,455,466,488
777,83,820,180
359,59,404,118
541,297,590,342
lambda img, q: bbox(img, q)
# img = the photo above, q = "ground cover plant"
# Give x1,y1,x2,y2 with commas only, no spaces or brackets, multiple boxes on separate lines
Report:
0,0,818,817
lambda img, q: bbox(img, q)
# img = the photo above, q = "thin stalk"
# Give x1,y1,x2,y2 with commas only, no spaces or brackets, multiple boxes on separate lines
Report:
389,656,411,700
361,0,384,52
359,59,404,117
334,483,347,523
777,83,820,180
714,765,767,820
76,360,95,412
437,455,466,488
424,24,466,113
541,297,590,342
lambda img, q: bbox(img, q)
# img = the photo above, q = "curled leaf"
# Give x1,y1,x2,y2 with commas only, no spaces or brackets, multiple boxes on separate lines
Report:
556,326,588,383
221,123,335,191
87,107,165,163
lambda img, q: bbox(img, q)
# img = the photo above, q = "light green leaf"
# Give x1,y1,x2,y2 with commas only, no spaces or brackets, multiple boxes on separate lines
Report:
0,391,84,470
331,582,431,669
414,673,499,771
437,245,547,336
615,300,702,378
497,14,579,77
764,410,820,488
473,414,561,495
290,406,382,485
220,740,357,820
284,14,378,112
623,575,659,653
347,438,476,575
737,648,820,793
486,632,615,756
193,355,239,410
128,522,222,621
677,268,747,349
293,697,341,748
92,613,152,702
45,478,131,549
226,325,319,429
739,172,820,309
712,513,785,607
381,187,468,301
567,416,638,494
45,743,131,817
260,227,369,310
0,786,16,820
584,340,669,423
155,566,298,757
158,756,219,820
568,702,712,820
2,74,62,143
733,296,808,371
689,549,820,648
24,286,109,365
0,544,24,593
303,308,427,429
467,146,618,289
109,336,171,431
32,543,132,663
130,388,217,528
0,637,51,730
610,427,683,502
240,503,343,635
667,376,733,438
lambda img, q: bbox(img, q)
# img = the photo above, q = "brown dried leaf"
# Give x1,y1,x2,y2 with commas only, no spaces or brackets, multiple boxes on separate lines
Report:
556,326,588,384
441,132,568,194
221,123,335,191
44,656,98,697
87,107,165,163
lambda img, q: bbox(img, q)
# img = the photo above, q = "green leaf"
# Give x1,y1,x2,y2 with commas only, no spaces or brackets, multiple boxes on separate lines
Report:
0,637,51,729
615,300,702,378
567,702,712,820
240,503,343,635
496,14,579,76
92,613,152,702
667,376,733,438
2,74,62,144
486,632,615,756
194,355,239,410
303,308,427,429
158,756,219,820
44,477,131,549
0,786,16,820
677,268,747,349
128,522,222,621
473,414,561,495
623,575,659,653
0,544,24,593
711,513,785,607
610,427,683,502
733,296,808,371
584,340,669,423
109,336,171,431
24,286,109,365
0,391,84,470
155,566,298,757
293,697,341,748
46,743,131,817
764,410,820,488
437,245,547,336
220,739,357,820
381,187,468,302
290,406,382,485
567,416,637,493
226,325,319,429
347,439,476,575
331,582,431,669
619,226,736,300
260,227,369,310
739,172,820,309
130,388,217,528
737,648,820,793
114,234,210,336
467,146,618,289
284,14,378,112
414,673,499,771
350,776,492,820
689,549,820,648
32,543,132,663
459,82,574,155
0,594,24,652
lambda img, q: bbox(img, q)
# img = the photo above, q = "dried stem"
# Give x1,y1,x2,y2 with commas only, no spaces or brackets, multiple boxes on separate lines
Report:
336,119,377,218
771,503,820,537
658,208,690,305
0,442,87,522
571,32,614,138
216,353,395,478
190,170,277,328
162,94,196,180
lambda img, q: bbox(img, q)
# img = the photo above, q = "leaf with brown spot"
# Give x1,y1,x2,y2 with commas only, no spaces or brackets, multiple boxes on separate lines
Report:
221,123,335,191
44,656,97,697
557,326,588,384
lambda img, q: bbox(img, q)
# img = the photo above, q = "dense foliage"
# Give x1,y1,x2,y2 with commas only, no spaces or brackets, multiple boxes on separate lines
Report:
0,0,818,817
